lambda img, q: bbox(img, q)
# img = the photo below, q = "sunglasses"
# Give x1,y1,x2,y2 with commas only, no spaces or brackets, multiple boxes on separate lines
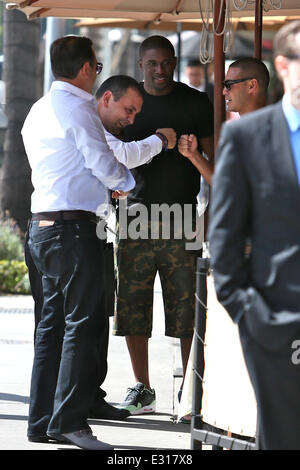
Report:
96,62,103,75
222,77,254,90
285,54,300,61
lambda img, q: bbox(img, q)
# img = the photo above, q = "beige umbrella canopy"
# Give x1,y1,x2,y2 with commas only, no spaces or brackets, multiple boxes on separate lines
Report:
75,15,300,31
3,0,300,143
2,0,300,20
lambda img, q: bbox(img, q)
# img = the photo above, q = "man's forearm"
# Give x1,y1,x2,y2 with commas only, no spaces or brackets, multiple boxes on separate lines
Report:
106,132,162,169
187,150,214,184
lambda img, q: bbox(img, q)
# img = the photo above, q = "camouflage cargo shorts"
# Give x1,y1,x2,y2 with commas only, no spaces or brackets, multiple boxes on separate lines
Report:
112,233,201,338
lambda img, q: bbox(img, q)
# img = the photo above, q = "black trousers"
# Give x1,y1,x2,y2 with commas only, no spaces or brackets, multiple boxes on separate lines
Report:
24,232,109,404
27,219,108,436
24,231,44,340
239,318,300,450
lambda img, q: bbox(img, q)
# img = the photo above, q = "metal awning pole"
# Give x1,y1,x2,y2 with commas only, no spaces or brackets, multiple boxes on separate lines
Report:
213,0,226,155
254,0,263,59
176,21,182,81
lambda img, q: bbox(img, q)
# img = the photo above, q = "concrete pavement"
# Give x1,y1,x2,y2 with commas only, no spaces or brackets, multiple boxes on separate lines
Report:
0,276,193,452
0,272,256,454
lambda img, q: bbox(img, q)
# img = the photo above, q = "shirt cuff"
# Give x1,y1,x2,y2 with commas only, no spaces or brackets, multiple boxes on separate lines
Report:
146,134,163,154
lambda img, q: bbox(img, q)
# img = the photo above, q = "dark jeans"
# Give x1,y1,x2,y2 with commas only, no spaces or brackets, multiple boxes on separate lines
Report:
24,231,44,340
27,219,108,436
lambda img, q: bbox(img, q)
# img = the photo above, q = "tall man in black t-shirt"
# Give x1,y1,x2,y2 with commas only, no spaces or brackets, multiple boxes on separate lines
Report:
113,36,214,415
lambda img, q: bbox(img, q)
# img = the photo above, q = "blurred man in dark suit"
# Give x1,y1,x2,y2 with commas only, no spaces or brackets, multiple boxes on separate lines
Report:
209,21,300,450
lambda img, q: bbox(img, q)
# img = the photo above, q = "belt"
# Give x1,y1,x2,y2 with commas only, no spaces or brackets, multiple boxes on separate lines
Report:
32,210,99,223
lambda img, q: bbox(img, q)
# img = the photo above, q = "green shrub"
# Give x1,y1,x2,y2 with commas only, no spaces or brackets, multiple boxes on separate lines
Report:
0,218,29,294
0,260,30,294
0,220,24,261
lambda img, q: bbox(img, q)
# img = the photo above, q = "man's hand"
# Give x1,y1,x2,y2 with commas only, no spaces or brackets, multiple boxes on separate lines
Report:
178,134,198,159
156,128,177,149
111,190,130,199
178,134,214,185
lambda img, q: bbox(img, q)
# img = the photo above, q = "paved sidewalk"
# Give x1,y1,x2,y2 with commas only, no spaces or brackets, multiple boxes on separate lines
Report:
0,273,257,453
0,276,192,451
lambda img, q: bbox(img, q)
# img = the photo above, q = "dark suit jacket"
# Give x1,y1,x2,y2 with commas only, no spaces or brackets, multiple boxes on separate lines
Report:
208,100,300,353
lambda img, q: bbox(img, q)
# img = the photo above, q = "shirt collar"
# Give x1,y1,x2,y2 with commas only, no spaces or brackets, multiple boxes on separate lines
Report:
50,80,96,104
282,94,300,132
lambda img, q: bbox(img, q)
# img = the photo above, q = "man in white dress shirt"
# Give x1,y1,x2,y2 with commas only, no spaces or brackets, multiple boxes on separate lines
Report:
22,35,137,450
91,76,177,418
23,69,176,437
95,75,176,169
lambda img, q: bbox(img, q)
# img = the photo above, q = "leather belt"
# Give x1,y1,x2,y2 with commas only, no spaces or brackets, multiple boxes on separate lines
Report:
32,210,98,223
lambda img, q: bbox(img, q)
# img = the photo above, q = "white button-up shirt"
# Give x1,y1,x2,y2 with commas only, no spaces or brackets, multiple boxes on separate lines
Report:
105,130,162,169
21,81,136,214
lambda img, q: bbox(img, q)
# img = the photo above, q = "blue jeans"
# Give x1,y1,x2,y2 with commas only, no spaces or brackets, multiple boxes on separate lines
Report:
27,219,108,436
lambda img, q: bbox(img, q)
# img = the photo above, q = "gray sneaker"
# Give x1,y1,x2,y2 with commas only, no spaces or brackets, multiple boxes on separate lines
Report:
59,429,114,450
118,382,156,415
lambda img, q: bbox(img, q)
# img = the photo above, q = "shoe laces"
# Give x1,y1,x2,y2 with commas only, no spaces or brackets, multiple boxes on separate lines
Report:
125,386,143,402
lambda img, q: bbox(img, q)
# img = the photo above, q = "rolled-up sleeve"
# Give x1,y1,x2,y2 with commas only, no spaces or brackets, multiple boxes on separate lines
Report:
105,131,162,169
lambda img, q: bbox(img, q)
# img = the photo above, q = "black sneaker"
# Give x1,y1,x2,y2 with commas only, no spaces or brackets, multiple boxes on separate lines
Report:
28,433,70,444
117,382,156,415
89,399,130,420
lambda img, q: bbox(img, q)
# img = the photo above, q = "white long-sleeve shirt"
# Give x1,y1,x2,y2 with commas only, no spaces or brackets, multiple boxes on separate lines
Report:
21,81,135,214
104,129,162,169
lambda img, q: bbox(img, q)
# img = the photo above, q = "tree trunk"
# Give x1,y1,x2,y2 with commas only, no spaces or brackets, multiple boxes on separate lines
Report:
1,9,41,233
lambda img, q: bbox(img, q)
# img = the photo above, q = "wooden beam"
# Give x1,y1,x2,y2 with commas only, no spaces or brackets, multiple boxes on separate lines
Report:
28,8,50,19
20,0,40,7
174,0,186,14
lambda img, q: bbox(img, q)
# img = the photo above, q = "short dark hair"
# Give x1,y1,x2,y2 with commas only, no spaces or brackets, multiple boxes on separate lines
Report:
95,75,143,101
229,57,270,95
50,35,95,79
139,35,175,59
186,58,202,68
273,20,300,58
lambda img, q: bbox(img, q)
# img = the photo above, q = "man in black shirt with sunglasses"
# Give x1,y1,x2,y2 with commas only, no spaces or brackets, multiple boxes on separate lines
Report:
177,58,269,180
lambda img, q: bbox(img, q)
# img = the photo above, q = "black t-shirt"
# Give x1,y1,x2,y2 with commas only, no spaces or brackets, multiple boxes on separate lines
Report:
123,81,214,208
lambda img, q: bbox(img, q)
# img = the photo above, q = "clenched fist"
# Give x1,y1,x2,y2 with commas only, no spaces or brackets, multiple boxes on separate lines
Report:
178,134,198,159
